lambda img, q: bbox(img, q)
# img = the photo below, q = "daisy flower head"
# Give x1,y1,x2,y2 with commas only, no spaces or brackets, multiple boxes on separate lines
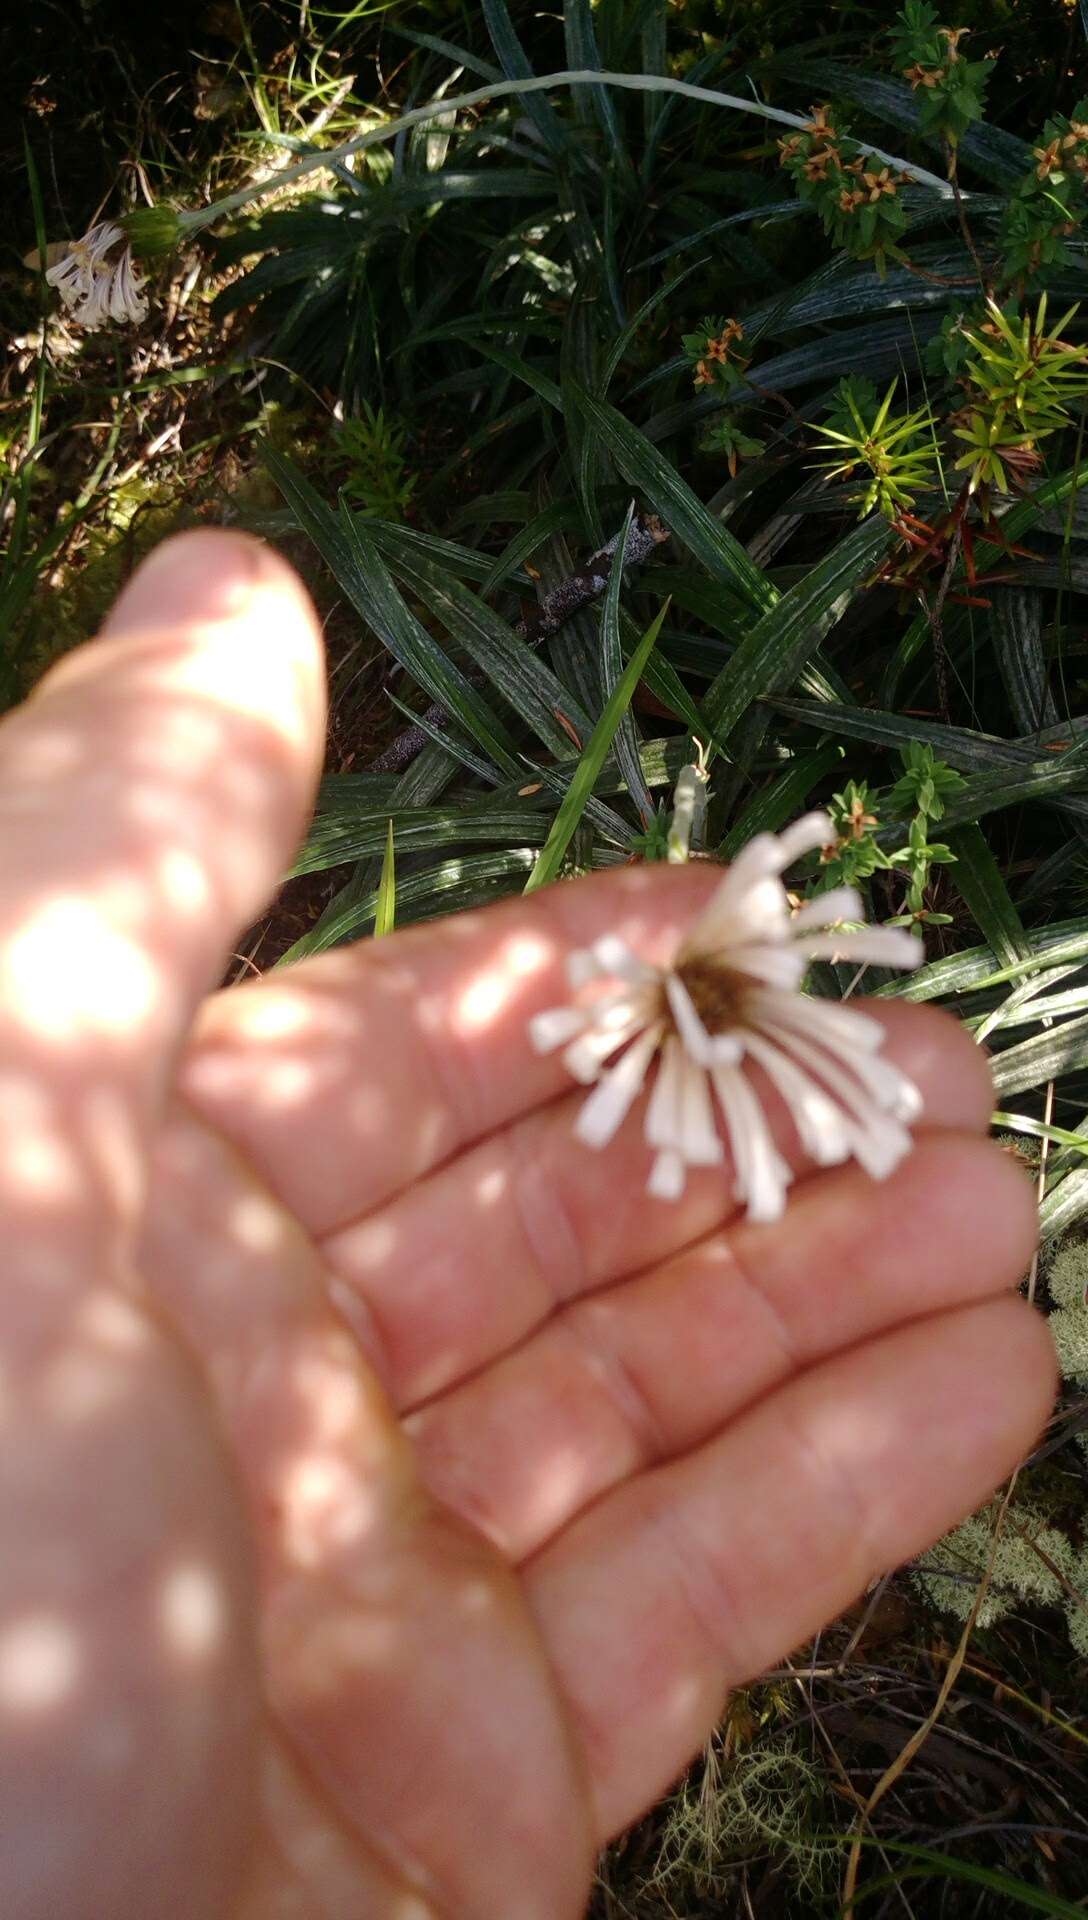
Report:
45,221,148,330
529,812,925,1223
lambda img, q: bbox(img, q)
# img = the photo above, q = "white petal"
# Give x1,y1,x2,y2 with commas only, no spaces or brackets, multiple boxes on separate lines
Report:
108,250,147,324
595,992,646,1032
85,221,123,264
790,886,863,932
648,1149,686,1201
742,1032,852,1166
842,1046,924,1123
709,1030,744,1064
574,1023,663,1150
590,934,657,983
562,1015,644,1084
529,1006,588,1054
727,943,807,990
566,948,598,990
799,929,924,970
79,275,112,330
758,998,922,1120
677,1055,724,1166
711,1062,792,1223
775,811,835,866
746,986,886,1053
683,864,788,957
761,1026,913,1180
645,1035,685,1150
664,971,718,1067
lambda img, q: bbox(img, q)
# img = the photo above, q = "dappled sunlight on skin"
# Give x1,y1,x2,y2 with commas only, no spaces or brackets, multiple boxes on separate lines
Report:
0,897,160,1041
317,998,997,1423
321,1125,557,1408
155,847,212,919
474,1166,508,1207
229,1189,290,1255
138,1107,594,1920
451,930,555,1036
402,1138,1040,1567
407,1408,617,1561
0,1613,82,1715
332,1214,399,1273
222,985,350,1045
39,1343,133,1427
0,516,1059,1919
242,1743,443,1920
526,1297,1056,1843
179,865,731,1241
78,1289,152,1351
1,1123,81,1207
158,1561,227,1666
278,1453,382,1569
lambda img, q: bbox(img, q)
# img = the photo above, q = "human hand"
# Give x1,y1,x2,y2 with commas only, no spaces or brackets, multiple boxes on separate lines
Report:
0,531,1055,1920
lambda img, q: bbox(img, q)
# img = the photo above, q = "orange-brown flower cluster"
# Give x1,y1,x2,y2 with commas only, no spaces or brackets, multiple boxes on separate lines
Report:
693,319,745,389
1033,126,1088,180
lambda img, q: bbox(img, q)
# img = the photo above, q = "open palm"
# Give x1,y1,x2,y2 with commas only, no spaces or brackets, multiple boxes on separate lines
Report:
0,532,1054,1920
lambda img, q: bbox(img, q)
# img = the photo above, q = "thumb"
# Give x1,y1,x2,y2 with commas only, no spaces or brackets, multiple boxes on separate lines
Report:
0,529,324,1920
0,528,325,1246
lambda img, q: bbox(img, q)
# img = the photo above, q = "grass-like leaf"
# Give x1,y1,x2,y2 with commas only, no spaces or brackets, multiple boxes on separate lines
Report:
703,516,888,740
525,599,669,892
946,824,1030,970
569,386,776,615
374,821,396,938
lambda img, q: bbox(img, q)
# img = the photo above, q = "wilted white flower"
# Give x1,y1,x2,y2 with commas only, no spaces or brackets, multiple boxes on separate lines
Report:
45,221,148,330
530,811,925,1221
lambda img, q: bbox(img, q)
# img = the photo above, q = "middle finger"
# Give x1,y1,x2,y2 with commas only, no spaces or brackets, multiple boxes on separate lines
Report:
402,1132,1036,1561
320,1000,993,1409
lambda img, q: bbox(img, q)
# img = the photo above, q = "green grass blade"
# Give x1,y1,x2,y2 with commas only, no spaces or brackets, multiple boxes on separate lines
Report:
990,587,1057,734
602,504,654,824
569,386,776,616
1040,1166,1088,1240
719,745,845,859
281,848,540,962
946,824,1030,970
994,1113,1088,1157
703,516,888,740
374,820,396,938
294,804,549,876
525,600,669,892
480,0,570,156
264,447,522,775
370,526,593,757
563,0,633,183
845,1838,1088,1916
989,1014,1088,1098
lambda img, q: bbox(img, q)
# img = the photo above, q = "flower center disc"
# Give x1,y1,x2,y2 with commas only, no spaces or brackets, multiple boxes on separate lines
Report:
673,957,747,1035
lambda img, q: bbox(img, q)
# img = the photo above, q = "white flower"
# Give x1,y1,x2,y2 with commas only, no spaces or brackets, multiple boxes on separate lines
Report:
529,812,925,1221
45,221,148,330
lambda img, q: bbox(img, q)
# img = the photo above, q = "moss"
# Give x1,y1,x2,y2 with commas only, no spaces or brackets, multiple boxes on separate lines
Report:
1047,1240,1088,1389
1067,1541,1088,1659
913,1503,1075,1629
643,1731,839,1908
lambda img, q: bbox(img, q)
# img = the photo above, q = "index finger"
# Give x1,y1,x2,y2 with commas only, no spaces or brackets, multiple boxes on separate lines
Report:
181,864,993,1237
